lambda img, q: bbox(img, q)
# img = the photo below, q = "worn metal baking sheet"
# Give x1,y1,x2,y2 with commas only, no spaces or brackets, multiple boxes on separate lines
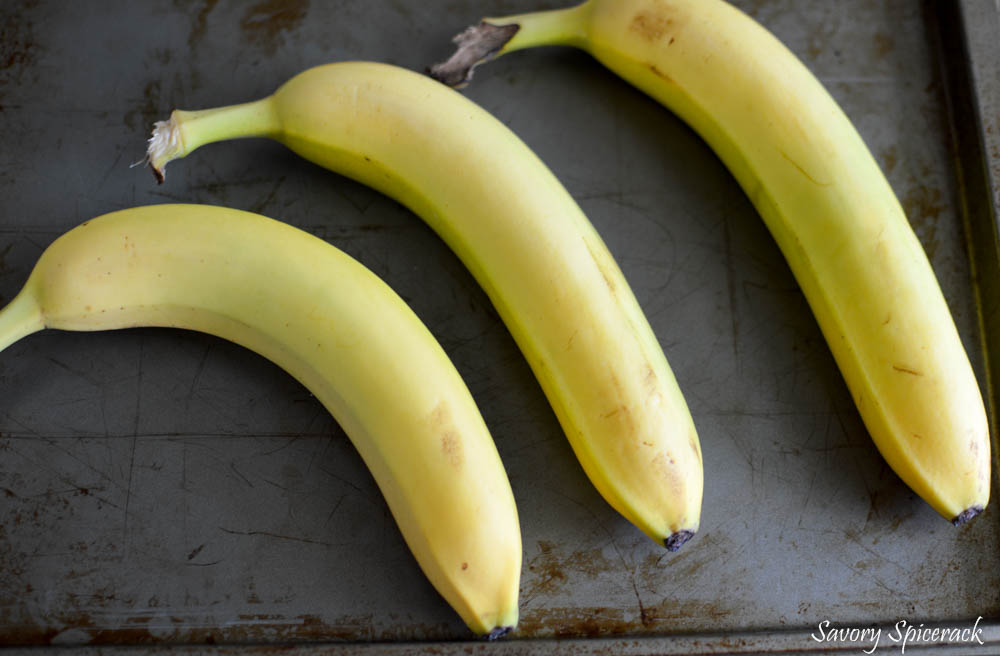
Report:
1,0,998,652
943,0,1000,468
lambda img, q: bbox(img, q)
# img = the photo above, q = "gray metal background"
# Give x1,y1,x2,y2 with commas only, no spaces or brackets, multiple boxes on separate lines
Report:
1,0,998,652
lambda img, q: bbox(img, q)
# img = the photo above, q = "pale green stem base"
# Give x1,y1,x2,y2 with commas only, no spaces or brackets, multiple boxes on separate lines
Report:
0,289,44,353
487,1,593,54
146,97,280,182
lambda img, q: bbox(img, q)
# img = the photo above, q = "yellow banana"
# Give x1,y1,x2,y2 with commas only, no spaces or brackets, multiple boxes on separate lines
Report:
146,61,704,550
431,0,991,524
0,204,521,638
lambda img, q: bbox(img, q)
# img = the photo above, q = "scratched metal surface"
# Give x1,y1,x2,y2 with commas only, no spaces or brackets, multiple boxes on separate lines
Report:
0,0,998,651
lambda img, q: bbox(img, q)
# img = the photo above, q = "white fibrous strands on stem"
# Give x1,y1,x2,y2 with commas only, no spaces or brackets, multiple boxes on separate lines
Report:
143,116,181,183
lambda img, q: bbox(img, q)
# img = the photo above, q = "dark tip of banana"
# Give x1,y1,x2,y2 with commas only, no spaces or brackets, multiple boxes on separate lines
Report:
951,505,984,526
148,162,165,185
664,529,695,552
485,625,514,640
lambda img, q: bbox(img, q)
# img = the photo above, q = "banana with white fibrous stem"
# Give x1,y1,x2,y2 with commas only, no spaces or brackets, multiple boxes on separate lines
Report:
431,0,992,524
0,204,521,638
145,61,704,550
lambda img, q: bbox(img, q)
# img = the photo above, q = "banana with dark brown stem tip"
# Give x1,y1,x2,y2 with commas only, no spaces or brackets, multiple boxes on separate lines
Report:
146,61,705,550
0,204,521,637
431,0,991,524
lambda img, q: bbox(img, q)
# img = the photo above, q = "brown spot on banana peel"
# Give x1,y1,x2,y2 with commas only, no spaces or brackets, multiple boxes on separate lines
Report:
604,402,637,438
566,329,579,350
892,364,923,376
630,3,685,43
651,452,683,500
649,65,674,83
427,22,520,88
583,236,617,294
779,149,832,186
643,363,658,392
631,12,670,41
601,405,625,419
441,430,462,467
689,433,701,465
431,401,464,467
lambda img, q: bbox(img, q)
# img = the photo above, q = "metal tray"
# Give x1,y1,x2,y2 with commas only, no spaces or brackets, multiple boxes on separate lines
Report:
1,0,998,653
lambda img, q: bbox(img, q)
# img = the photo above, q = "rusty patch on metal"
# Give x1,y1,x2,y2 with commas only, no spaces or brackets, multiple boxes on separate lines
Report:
902,183,945,260
0,611,465,646
240,0,309,56
524,541,614,599
519,600,737,638
0,1,38,71
873,32,895,58
880,145,899,175
122,80,162,134
0,0,41,109
179,0,220,50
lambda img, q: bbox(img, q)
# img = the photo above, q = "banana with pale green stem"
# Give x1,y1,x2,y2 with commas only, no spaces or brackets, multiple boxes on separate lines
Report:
0,204,521,638
431,0,991,524
146,61,704,550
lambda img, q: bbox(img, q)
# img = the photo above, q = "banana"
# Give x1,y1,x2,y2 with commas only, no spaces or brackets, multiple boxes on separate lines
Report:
0,204,521,638
146,61,704,550
431,0,991,524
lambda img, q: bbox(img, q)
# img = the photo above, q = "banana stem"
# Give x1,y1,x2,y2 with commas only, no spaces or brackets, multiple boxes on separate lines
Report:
488,2,592,53
429,1,592,88
0,289,44,352
146,97,280,183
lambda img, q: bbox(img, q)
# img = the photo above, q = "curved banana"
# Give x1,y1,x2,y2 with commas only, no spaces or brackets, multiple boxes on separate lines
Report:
0,204,521,637
146,61,704,550
431,0,991,524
